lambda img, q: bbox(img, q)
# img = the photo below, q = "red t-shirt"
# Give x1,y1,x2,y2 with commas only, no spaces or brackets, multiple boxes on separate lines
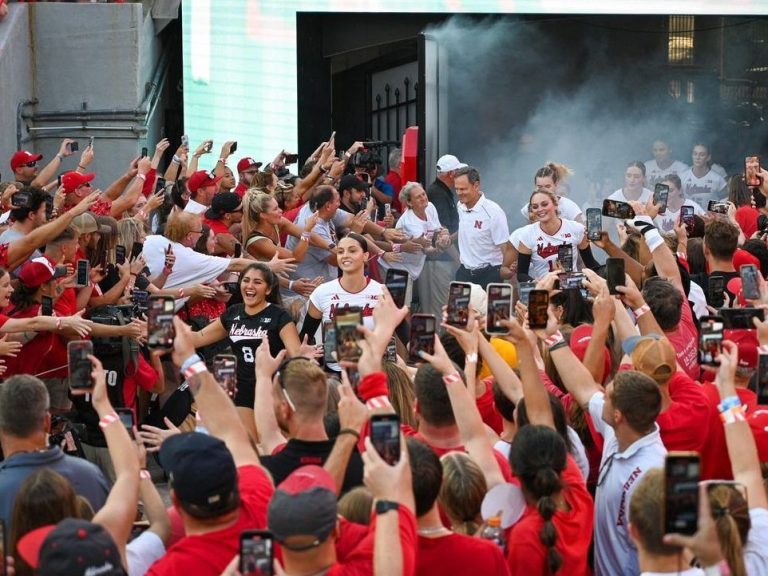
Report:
476,378,503,434
417,532,509,576
1,304,68,378
384,170,403,213
64,196,113,217
665,286,700,380
147,465,274,576
658,372,711,452
700,384,758,480
506,456,593,576
234,182,248,198
735,205,759,240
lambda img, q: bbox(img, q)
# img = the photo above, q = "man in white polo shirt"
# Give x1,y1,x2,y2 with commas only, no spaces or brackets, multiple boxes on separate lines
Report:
543,326,666,576
453,166,509,287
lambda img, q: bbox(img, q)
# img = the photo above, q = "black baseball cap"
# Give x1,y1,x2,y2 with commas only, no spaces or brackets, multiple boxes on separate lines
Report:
338,174,370,193
204,192,242,220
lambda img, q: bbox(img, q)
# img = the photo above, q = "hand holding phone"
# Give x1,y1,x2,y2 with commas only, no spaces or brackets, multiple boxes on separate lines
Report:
664,452,700,535
147,296,175,349
740,264,760,301
527,290,549,330
213,354,237,397
586,208,602,241
370,414,401,465
68,340,94,393
408,313,436,362
446,282,472,327
385,269,409,309
115,408,136,438
653,184,669,214
486,283,512,334
606,258,625,295
240,530,274,576
335,307,363,363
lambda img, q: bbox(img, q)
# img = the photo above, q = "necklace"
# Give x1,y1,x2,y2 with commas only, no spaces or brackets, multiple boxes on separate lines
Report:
417,526,451,536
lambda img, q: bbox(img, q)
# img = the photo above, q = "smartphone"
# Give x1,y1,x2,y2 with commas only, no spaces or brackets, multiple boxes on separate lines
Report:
758,354,768,403
446,282,472,327
213,354,237,398
385,203,392,217
518,281,536,307
224,281,239,295
708,275,725,307
239,530,274,576
557,244,574,273
74,259,89,287
334,307,363,363
131,289,149,313
38,296,53,317
664,452,700,535
707,200,729,215
654,184,670,214
329,130,336,142
155,177,166,194
115,245,127,266
88,136,95,150
385,268,409,309
586,207,602,241
370,414,401,465
486,283,512,335
11,190,31,208
745,156,761,188
181,134,189,148
229,241,241,259
147,296,175,349
115,408,135,438
740,264,760,301
557,272,586,290
130,241,143,261
527,290,549,330
699,316,723,366
204,140,213,153
602,199,635,220
230,141,238,154
284,153,299,164
606,257,625,295
358,172,371,184
680,205,695,235
69,141,79,153
720,307,765,329
408,313,436,362
385,336,397,363
68,340,94,392
323,321,336,365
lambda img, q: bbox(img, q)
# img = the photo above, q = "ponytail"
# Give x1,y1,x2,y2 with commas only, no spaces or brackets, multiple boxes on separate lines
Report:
709,485,750,576
535,162,573,185
534,468,563,574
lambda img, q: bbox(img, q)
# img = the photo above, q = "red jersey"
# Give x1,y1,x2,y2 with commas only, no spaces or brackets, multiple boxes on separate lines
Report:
1,304,68,379
658,372,711,452
147,465,273,576
665,286,700,380
507,456,593,576
417,532,509,576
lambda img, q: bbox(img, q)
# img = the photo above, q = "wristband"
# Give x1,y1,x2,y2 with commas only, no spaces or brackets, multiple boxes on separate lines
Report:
544,331,564,348
172,155,182,164
718,396,742,412
218,158,226,165
288,280,295,291
703,561,731,576
56,154,63,161
344,151,352,159
633,304,651,319
442,372,462,386
338,427,360,440
465,353,478,364
366,395,392,410
180,353,203,374
357,372,389,402
183,360,208,381
549,340,569,352
78,164,87,171
99,413,119,430
139,469,151,481
720,405,746,425
136,173,147,181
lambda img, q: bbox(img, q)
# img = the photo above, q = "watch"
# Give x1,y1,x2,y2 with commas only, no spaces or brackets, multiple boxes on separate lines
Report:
375,500,400,515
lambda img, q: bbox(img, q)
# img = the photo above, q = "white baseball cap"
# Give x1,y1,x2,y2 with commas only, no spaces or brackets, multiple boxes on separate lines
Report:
436,154,467,173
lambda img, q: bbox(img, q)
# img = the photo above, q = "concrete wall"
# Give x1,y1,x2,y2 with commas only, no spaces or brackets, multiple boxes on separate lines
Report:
3,2,169,190
0,5,33,180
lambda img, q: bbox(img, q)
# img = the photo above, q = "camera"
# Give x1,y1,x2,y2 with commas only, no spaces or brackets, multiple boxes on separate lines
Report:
352,150,381,169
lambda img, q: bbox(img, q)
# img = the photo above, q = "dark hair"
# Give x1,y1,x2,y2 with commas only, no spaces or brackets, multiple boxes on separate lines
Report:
610,371,662,433
407,437,443,517
516,394,573,453
492,382,516,422
49,226,78,246
414,363,464,427
691,215,706,238
727,175,751,207
704,219,739,261
10,186,48,222
509,425,566,574
627,161,646,177
0,375,49,437
194,224,212,255
240,262,282,306
341,232,369,253
309,185,337,211
9,281,42,312
686,238,707,276
642,277,684,331
550,289,594,327
453,166,481,184
742,239,768,278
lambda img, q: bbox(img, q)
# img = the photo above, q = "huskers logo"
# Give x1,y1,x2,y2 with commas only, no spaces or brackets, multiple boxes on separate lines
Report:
474,220,483,230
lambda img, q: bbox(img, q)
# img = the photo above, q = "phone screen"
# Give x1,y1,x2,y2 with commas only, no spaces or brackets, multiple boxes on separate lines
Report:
147,297,175,349
486,283,512,334
323,322,337,365
720,307,765,330
131,242,144,261
335,308,363,363
557,244,573,273
586,208,602,241
69,141,79,153
527,290,549,330
708,275,725,308
408,313,436,362
680,206,695,234
141,147,148,158
654,184,669,214
385,336,397,362
558,272,585,290
213,354,237,397
606,258,625,295
76,259,90,287
68,340,94,391
116,245,127,265
41,296,53,317
371,414,401,465
664,452,700,535
699,317,723,366
602,199,634,219
707,200,728,215
746,156,761,187
240,531,274,576
740,264,760,301
385,269,409,309
446,282,472,327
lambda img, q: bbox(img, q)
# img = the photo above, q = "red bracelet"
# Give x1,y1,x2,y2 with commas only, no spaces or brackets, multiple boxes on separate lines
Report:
139,469,151,481
99,413,119,430
178,288,185,298
633,304,651,319
183,361,208,381
544,331,564,348
442,372,462,385
366,396,392,410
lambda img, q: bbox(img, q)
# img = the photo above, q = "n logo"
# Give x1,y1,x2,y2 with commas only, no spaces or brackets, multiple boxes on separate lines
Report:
474,220,483,230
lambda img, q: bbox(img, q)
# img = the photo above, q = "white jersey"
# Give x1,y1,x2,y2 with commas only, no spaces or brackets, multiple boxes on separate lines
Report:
644,159,689,189
680,168,727,209
653,201,705,234
392,203,442,279
516,218,585,279
520,195,582,222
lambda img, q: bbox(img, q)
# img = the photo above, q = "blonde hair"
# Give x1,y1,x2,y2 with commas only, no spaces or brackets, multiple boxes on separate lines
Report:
382,362,417,428
528,187,559,209
709,484,750,576
164,211,201,243
535,162,573,185
117,218,147,251
338,486,374,525
241,190,277,244
438,452,487,535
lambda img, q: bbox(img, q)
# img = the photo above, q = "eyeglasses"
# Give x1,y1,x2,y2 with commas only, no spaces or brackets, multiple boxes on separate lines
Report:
274,357,311,412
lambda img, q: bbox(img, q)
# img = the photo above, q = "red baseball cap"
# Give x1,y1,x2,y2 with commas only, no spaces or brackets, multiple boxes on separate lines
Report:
187,170,222,193
61,171,95,193
748,409,768,463
724,328,759,369
18,257,67,288
569,324,612,384
236,157,262,173
733,249,760,271
10,150,43,171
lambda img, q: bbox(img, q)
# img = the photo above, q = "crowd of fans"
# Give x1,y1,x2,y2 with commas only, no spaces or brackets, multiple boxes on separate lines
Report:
0,132,766,576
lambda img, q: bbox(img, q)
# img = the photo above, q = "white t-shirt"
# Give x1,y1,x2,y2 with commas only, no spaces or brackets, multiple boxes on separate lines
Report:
457,194,509,268
520,196,583,222
688,281,709,319
127,530,165,576
644,159,689,189
183,198,208,215
589,392,667,576
143,236,230,290
746,507,768,575
392,203,441,279
653,201,705,234
680,168,727,209
516,219,585,279
309,278,382,371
